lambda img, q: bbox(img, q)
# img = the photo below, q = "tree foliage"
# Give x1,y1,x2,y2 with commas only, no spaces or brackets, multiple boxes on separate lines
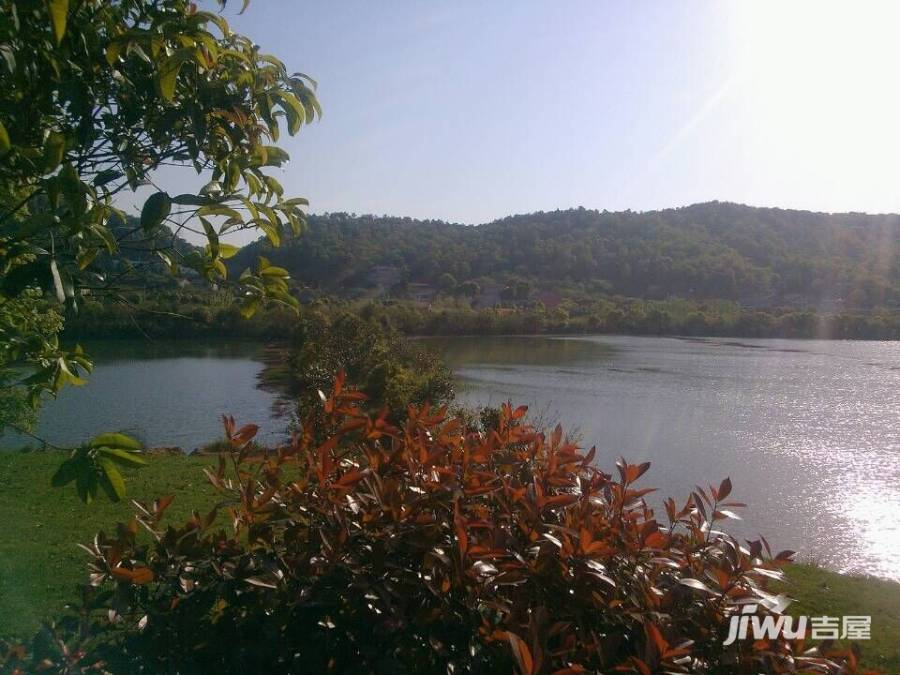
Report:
0,0,319,499
233,204,900,311
0,0,317,406
341,296,900,340
286,308,454,423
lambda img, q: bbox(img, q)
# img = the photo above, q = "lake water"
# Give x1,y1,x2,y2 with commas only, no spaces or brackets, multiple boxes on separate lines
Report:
427,335,900,581
6,335,899,581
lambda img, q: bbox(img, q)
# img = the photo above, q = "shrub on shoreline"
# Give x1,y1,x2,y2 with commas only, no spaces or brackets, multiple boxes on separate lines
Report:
1,376,865,673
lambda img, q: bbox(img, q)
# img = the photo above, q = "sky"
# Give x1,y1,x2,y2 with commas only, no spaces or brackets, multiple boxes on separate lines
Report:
147,0,900,235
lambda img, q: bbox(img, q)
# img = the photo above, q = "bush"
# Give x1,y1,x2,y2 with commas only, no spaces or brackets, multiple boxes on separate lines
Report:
288,309,454,421
1,376,865,673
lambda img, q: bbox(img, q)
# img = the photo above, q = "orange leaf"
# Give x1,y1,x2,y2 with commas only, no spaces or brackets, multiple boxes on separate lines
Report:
646,622,669,655
508,632,534,675
110,566,155,585
131,567,155,584
231,423,259,446
335,470,367,487
154,495,175,519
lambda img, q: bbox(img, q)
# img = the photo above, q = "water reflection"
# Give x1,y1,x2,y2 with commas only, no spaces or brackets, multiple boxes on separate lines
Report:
421,335,615,367
3,341,284,451
430,335,900,581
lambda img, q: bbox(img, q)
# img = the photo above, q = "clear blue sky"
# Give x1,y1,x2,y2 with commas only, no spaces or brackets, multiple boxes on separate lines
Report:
148,1,900,230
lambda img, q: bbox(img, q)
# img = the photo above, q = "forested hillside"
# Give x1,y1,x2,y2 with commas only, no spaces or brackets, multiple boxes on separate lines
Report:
232,202,900,310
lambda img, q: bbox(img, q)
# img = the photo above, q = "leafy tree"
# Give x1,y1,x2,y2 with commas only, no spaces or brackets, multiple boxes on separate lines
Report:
0,0,319,498
437,271,457,294
0,290,62,430
457,280,480,297
287,308,453,426
232,204,900,313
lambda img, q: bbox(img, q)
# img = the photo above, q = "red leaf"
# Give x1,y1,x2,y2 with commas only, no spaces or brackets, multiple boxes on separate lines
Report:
718,477,732,501
507,633,534,675
646,622,669,655
334,470,367,488
231,423,259,447
454,499,468,558
110,566,155,585
154,495,175,519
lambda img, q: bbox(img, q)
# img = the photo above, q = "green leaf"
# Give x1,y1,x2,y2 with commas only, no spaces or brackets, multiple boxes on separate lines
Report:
105,39,124,65
258,220,280,246
140,191,171,232
200,217,219,257
261,146,290,167
0,45,15,74
97,457,126,501
263,176,283,198
0,120,9,155
93,169,123,187
77,248,99,270
49,259,65,303
90,432,142,451
42,132,66,174
260,265,289,278
75,464,97,504
157,51,189,101
47,0,68,45
171,193,212,206
157,250,178,274
272,91,305,135
218,243,239,259
226,160,241,192
240,298,260,319
200,181,223,196
51,458,79,487
197,204,242,220
57,356,87,386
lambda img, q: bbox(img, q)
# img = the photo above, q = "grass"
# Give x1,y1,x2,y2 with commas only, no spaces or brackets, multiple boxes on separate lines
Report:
776,564,900,672
0,449,218,638
0,451,898,672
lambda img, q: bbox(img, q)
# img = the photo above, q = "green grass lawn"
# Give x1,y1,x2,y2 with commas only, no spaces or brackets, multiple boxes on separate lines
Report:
1,451,898,672
0,450,218,638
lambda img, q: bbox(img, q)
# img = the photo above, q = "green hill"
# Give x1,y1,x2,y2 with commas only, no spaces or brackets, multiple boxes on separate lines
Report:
232,202,900,311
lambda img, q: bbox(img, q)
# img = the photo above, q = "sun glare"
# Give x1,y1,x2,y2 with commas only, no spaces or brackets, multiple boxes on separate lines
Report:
735,1,900,205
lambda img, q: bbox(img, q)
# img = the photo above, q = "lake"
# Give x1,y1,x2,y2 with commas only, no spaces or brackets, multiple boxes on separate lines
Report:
5,335,899,581
430,335,900,581
2,341,287,451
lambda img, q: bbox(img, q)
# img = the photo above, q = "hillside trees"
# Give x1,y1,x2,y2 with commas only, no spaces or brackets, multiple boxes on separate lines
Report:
232,205,900,310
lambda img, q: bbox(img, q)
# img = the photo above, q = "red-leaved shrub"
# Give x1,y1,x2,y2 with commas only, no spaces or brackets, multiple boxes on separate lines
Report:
3,374,868,673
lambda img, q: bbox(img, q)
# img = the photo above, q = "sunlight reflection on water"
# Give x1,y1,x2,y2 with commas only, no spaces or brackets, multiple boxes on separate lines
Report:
432,335,900,581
